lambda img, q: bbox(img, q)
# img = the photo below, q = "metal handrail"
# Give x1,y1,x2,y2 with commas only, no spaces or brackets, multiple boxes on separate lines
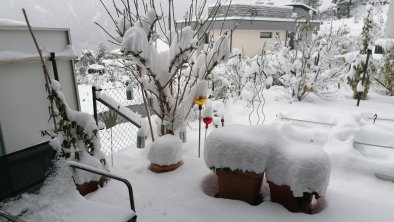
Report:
0,209,25,222
68,161,136,214
96,97,141,128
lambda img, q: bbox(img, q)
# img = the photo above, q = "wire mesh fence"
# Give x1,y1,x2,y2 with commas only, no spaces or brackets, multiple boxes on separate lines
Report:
94,84,145,156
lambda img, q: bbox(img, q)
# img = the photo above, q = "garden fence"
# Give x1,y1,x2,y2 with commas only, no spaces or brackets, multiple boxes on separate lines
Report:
92,85,146,156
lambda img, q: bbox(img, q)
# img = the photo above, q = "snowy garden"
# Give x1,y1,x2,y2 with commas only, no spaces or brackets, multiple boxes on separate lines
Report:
1,0,394,221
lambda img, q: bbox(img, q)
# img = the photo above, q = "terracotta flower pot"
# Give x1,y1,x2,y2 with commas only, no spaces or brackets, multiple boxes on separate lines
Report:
216,168,264,205
268,181,313,213
149,161,183,173
76,176,107,196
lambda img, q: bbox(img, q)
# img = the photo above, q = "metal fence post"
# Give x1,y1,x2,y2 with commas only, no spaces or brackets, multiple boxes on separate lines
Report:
356,49,372,107
92,86,98,124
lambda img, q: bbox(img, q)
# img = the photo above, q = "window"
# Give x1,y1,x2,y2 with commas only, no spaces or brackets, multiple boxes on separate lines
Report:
375,45,384,54
260,32,272,38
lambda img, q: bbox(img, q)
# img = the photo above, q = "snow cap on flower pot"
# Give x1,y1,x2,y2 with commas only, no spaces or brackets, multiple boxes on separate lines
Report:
148,134,182,166
194,80,208,105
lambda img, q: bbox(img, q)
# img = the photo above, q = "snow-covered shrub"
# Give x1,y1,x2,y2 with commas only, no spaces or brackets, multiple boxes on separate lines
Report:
42,80,107,184
359,5,374,54
211,49,249,101
264,18,346,101
100,0,231,137
347,57,372,100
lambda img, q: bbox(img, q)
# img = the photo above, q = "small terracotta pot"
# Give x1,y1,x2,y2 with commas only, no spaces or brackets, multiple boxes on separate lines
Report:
268,181,313,213
76,176,107,196
149,161,183,173
216,168,264,205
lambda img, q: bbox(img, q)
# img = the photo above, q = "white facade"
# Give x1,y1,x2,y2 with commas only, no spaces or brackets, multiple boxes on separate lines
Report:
385,0,394,38
211,29,286,56
0,26,79,154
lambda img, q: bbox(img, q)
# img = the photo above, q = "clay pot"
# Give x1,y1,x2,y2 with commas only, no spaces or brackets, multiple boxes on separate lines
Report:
216,168,264,205
268,181,313,213
149,161,183,173
76,177,107,196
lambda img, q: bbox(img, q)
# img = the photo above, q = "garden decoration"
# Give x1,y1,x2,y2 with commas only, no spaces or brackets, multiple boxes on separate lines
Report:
213,117,220,128
179,122,187,143
136,128,145,149
195,80,209,158
203,106,213,139
203,117,213,139
126,83,134,100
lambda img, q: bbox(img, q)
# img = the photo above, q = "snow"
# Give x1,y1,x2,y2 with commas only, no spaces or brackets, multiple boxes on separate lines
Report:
194,80,209,96
204,125,275,173
0,18,26,26
88,64,104,70
0,155,132,222
204,123,331,197
51,80,108,184
147,134,182,165
0,45,77,63
2,85,394,221
357,81,365,92
96,92,142,126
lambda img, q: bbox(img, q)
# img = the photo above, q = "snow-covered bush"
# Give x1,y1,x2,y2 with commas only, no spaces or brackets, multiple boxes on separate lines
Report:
100,0,231,137
42,80,107,184
264,18,346,101
346,54,374,100
211,49,249,101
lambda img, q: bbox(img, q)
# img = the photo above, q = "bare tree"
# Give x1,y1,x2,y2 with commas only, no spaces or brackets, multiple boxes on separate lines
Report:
99,0,231,137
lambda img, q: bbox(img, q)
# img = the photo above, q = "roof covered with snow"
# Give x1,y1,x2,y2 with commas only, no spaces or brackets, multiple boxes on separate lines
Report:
208,3,294,19
286,3,318,12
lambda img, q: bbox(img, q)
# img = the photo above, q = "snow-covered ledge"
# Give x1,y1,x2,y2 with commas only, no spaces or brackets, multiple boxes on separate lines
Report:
204,123,331,197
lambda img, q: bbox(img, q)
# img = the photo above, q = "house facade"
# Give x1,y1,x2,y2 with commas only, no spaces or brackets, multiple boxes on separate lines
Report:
385,0,394,38
206,2,321,57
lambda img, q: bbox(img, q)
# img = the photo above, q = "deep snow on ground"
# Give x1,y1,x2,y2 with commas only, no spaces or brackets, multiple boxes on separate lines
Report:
2,86,394,222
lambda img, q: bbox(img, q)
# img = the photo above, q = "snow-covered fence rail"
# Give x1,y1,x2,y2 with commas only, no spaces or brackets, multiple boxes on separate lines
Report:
278,113,394,150
92,86,144,155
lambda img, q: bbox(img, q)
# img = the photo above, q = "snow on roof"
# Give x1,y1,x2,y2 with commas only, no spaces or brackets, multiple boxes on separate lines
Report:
0,18,26,27
0,45,77,64
208,2,294,19
286,3,318,12
209,16,321,23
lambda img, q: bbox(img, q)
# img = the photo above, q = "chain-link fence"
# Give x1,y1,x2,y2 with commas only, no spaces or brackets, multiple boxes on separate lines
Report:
93,84,145,156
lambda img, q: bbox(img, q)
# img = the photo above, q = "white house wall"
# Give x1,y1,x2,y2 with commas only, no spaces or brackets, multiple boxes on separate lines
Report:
0,27,79,154
211,29,286,57
385,0,394,38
